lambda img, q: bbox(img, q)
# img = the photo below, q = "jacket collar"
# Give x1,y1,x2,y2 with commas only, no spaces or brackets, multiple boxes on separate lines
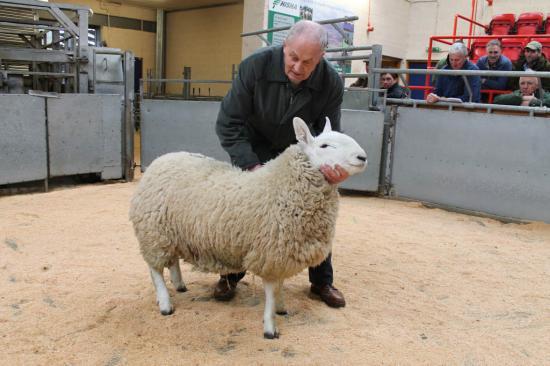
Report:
267,45,324,91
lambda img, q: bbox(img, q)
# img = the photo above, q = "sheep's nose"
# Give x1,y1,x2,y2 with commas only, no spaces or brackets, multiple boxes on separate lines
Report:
357,155,367,162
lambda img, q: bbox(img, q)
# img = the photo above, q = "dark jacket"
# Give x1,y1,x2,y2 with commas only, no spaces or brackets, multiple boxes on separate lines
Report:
386,83,407,98
216,46,344,169
508,54,550,90
476,55,513,90
434,60,481,103
493,89,550,107
350,77,368,88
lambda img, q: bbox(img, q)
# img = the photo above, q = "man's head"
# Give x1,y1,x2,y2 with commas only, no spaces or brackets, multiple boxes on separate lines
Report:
486,39,502,64
519,74,539,96
283,20,327,85
448,42,469,70
381,73,398,89
524,41,542,64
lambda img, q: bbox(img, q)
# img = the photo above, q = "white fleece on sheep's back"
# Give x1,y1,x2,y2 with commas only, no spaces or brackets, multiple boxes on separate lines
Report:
129,145,338,282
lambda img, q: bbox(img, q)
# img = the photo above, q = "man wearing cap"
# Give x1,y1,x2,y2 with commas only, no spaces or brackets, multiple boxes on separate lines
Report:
508,41,550,90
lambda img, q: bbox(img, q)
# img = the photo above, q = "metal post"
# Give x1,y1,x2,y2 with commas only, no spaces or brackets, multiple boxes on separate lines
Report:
124,51,135,181
367,44,382,109
77,9,89,93
182,66,191,99
461,75,473,103
155,9,165,95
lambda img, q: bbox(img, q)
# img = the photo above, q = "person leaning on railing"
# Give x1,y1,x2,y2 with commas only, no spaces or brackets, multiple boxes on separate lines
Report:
507,41,550,91
426,42,481,104
494,73,550,107
476,40,512,98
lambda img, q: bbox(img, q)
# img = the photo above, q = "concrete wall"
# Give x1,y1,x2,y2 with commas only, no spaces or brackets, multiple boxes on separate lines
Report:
165,3,244,97
55,0,156,75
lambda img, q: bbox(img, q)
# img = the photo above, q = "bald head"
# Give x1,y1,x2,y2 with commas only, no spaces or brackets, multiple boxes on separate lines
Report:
519,75,539,96
283,20,327,86
285,20,328,50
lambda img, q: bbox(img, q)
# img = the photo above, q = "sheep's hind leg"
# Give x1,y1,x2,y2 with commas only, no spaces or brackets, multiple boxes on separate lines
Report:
149,266,173,315
262,279,279,339
169,260,187,292
275,279,287,315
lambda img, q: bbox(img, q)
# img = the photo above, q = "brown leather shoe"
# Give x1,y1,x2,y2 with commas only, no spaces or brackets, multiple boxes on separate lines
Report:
310,284,346,308
213,278,237,301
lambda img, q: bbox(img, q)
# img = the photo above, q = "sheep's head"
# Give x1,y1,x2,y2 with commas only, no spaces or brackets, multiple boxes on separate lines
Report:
293,116,367,177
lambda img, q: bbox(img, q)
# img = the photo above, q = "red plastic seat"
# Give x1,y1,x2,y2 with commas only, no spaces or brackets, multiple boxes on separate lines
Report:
545,13,550,34
516,12,544,35
501,38,528,62
470,40,488,62
489,13,515,35
532,37,550,59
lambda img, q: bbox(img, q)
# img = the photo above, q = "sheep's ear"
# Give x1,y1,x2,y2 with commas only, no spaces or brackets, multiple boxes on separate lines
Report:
293,117,314,144
322,117,332,134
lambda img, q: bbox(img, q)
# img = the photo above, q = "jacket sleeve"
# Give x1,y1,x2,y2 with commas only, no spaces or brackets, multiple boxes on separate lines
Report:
314,78,344,134
482,59,512,90
493,92,522,105
215,60,260,169
461,75,481,102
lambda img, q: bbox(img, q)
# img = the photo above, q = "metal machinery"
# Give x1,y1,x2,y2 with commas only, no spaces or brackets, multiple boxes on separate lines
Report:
0,0,135,188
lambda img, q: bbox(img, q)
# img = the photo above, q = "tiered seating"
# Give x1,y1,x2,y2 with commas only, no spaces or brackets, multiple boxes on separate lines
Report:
516,12,544,35
470,40,488,62
488,13,515,35
501,38,528,62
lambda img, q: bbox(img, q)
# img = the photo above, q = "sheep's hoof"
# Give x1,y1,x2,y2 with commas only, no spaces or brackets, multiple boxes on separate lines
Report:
160,307,174,316
176,285,188,293
276,310,288,316
263,331,280,339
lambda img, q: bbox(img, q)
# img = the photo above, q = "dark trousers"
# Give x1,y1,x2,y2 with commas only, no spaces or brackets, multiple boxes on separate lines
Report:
220,253,334,286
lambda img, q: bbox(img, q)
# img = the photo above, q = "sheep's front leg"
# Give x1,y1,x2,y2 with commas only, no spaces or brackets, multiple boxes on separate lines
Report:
169,260,187,292
262,280,279,339
149,266,173,315
275,279,287,315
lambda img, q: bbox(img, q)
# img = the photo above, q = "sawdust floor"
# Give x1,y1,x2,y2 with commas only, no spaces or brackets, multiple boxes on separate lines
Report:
1,177,549,365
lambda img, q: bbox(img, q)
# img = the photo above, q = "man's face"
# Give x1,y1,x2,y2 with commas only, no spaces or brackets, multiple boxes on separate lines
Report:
524,48,541,63
486,45,501,64
448,52,466,70
381,74,396,89
519,77,539,96
283,36,324,85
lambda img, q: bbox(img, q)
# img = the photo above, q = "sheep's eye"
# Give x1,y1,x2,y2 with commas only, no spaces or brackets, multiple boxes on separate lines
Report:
320,144,329,148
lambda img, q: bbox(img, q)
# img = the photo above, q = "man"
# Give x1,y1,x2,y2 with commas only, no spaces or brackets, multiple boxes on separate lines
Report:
476,40,512,94
380,72,407,98
508,41,550,90
426,42,481,104
494,74,550,107
215,20,348,308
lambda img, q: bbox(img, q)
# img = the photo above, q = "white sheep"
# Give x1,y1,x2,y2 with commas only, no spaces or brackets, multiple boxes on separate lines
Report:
129,117,367,339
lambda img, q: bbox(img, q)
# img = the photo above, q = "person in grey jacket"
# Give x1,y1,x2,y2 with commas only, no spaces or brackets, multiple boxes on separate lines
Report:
215,20,347,308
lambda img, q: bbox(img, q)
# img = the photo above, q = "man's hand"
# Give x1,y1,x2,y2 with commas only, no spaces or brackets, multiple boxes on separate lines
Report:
320,164,349,185
426,93,440,104
521,95,536,106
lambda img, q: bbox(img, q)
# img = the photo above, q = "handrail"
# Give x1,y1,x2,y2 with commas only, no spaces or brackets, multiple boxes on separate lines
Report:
372,68,550,78
386,97,550,115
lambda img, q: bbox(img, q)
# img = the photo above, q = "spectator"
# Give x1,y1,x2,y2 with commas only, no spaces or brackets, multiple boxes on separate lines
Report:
494,74,550,107
426,42,481,103
508,41,550,90
350,60,368,87
380,72,407,98
476,40,512,95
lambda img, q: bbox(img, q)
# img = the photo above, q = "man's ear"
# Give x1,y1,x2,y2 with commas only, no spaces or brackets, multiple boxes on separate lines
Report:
293,117,314,144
